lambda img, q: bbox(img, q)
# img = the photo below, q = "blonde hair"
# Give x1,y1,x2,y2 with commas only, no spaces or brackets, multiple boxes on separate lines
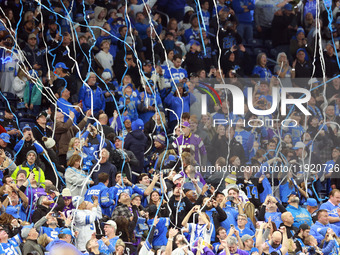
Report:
244,202,256,226
68,137,80,151
38,234,51,248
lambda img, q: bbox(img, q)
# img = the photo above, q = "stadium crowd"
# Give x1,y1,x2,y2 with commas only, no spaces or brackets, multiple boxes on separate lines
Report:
0,0,339,255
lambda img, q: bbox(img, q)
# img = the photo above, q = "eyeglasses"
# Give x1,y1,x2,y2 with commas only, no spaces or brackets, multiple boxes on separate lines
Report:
126,58,133,61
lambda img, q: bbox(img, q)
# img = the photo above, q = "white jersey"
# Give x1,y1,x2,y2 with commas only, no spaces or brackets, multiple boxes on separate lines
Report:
73,206,101,252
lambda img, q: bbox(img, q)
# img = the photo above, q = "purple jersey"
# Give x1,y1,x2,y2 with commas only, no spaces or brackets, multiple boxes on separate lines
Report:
172,133,206,164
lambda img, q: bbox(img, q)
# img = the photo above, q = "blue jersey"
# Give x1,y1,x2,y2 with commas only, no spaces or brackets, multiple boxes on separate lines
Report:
220,205,238,229
202,10,210,29
234,130,254,160
139,91,163,124
286,123,305,145
252,65,272,82
227,226,254,238
286,205,312,228
5,203,27,221
320,201,340,227
0,235,21,255
84,183,108,202
108,184,144,210
279,182,295,204
265,212,282,229
147,218,170,247
98,236,118,254
41,227,61,239
163,67,188,86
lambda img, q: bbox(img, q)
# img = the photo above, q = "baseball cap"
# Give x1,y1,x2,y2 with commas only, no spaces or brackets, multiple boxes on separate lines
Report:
292,141,305,150
104,220,117,229
304,198,317,207
143,60,152,66
28,33,36,40
131,119,144,131
131,193,142,200
283,3,293,11
181,121,190,128
55,62,69,69
0,133,10,143
36,111,47,120
60,228,75,238
241,234,253,243
125,36,133,45
173,174,183,182
21,223,34,239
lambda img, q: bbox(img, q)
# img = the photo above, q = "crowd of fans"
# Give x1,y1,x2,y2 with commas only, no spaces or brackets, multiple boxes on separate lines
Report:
0,0,339,255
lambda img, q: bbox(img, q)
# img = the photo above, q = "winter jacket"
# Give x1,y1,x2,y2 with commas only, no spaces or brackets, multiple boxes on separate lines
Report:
91,161,117,187
65,166,92,197
22,239,44,255
24,78,43,106
54,117,87,156
32,205,50,223
12,161,45,188
124,130,147,173
79,84,105,114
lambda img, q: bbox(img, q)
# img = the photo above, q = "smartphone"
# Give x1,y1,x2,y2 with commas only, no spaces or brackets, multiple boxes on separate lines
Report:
122,173,126,178
52,212,59,217
95,234,105,239
227,196,234,202
230,224,234,228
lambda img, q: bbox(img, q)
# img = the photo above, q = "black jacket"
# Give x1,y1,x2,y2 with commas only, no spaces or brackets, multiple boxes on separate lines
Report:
124,130,147,173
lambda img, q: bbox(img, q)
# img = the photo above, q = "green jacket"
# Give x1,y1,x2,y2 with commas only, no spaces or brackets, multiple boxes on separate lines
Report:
23,79,43,106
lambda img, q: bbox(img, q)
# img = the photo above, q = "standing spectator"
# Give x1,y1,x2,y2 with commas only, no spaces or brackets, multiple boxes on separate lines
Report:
91,148,117,187
232,0,255,43
124,119,147,182
79,72,106,115
65,154,94,197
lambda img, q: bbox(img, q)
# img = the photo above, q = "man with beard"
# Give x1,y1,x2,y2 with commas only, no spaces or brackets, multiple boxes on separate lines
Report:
32,195,55,223
286,192,312,228
169,186,193,228
293,223,310,253
280,212,298,239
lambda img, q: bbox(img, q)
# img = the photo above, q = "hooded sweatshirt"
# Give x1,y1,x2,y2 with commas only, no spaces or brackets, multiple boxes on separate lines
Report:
89,6,107,39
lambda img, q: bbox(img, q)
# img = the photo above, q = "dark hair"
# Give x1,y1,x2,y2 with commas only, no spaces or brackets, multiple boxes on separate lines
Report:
115,216,132,242
216,227,226,236
138,173,149,182
67,154,82,168
173,54,182,61
98,173,109,183
317,209,328,219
